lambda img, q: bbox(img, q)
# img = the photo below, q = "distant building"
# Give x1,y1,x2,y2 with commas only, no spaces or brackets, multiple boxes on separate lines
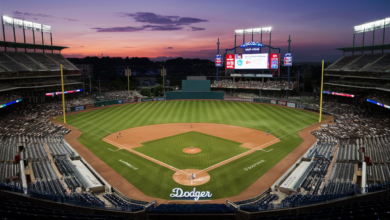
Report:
75,64,93,78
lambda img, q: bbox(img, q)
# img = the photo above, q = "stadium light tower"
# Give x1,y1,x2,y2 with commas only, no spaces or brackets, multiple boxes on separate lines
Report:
234,27,272,53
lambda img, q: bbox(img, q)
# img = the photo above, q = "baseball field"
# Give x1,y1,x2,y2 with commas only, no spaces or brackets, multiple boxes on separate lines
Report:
58,100,323,201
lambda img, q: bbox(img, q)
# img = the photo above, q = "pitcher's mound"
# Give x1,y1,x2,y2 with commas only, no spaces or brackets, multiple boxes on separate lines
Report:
183,147,201,154
173,169,210,186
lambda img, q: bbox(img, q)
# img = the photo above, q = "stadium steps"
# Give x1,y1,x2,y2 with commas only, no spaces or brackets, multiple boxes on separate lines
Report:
0,52,31,72
326,56,345,70
360,54,387,71
25,53,61,71
5,52,48,71
0,63,11,72
45,54,78,70
340,55,364,71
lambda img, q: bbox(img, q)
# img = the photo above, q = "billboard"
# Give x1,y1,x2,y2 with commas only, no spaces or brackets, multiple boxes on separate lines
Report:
323,91,355,98
13,18,23,29
0,99,22,109
367,99,390,109
234,53,269,69
215,55,223,67
2,16,13,27
42,25,51,33
45,89,83,96
270,53,279,69
23,21,33,30
226,54,235,69
284,53,292,66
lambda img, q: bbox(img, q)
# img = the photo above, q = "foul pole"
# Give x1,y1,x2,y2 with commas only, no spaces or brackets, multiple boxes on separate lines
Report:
61,64,66,124
319,60,324,122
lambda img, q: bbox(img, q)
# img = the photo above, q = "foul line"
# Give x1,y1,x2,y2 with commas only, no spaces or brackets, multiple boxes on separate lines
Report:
194,120,320,175
67,113,320,176
69,114,114,134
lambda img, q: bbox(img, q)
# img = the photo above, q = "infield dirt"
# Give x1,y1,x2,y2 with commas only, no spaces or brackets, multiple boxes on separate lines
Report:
52,108,333,204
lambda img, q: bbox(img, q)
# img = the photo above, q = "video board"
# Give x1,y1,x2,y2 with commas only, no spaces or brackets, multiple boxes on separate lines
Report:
323,91,355,98
226,53,269,69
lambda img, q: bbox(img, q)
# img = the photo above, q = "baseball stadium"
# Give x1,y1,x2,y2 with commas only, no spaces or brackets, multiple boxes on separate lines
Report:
1,13,390,220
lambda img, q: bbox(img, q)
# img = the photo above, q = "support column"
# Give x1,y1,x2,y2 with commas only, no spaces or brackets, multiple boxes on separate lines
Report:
42,31,44,53
251,30,253,42
23,27,27,52
383,27,386,54
234,35,236,54
33,30,36,53
260,31,262,53
50,33,53,53
269,32,272,54
372,29,375,54
13,25,16,52
352,33,355,55
287,35,291,99
217,38,220,82
362,32,365,54
1,16,6,52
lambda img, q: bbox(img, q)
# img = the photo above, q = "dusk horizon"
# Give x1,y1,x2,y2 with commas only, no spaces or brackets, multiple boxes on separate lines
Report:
1,0,389,62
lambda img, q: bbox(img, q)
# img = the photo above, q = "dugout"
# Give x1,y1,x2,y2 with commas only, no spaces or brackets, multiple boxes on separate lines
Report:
166,80,224,100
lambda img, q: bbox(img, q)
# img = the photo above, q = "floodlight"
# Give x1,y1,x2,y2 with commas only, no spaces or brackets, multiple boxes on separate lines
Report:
262,27,272,33
385,17,390,27
235,29,244,35
245,29,253,34
33,22,41,32
355,17,390,33
2,15,13,27
13,18,23,29
253,28,262,33
42,25,51,33
374,19,384,29
23,21,33,30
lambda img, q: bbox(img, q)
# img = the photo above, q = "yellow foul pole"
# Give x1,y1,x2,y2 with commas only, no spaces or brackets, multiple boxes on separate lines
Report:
319,60,324,122
61,64,66,124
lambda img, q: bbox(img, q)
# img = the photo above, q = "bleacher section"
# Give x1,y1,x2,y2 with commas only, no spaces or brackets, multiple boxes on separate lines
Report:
343,54,384,71
149,203,234,213
326,53,390,72
25,53,60,71
46,54,78,70
5,52,47,71
0,52,29,72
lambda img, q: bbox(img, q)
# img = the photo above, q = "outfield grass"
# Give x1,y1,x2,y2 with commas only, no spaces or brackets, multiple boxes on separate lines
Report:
135,131,248,170
62,100,322,200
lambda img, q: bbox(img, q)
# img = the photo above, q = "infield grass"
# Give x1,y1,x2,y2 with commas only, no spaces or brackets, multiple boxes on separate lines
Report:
61,100,323,200
135,131,248,170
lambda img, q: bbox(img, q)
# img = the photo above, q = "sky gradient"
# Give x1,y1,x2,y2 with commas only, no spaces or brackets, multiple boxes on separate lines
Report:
0,0,389,61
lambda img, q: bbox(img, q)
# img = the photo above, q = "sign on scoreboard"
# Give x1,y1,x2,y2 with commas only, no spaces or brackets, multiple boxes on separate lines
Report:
270,53,279,69
226,54,235,69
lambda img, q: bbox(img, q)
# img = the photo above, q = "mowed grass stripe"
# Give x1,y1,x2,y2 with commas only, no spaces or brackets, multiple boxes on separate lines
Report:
64,100,323,200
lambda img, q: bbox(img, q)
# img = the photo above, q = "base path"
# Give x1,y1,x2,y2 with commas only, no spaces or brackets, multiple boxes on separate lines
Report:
104,123,278,150
173,169,210,186
183,147,202,154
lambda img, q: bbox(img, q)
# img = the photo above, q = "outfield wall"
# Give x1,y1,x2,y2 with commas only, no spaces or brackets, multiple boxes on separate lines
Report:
166,91,224,100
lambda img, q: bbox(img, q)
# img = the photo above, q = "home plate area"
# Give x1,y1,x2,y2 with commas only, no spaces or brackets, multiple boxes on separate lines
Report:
173,169,210,186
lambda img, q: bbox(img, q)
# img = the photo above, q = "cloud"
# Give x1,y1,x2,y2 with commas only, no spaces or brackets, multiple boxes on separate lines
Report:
165,47,174,49
191,27,205,31
64,18,79,21
120,12,208,25
95,12,208,32
123,47,135,48
92,24,183,32
12,11,53,19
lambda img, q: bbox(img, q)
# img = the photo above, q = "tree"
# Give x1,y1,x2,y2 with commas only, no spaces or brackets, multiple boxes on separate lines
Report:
152,85,164,97
140,88,151,97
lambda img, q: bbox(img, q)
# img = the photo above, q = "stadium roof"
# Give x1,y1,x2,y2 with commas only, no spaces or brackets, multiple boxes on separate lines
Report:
0,41,68,51
336,44,390,52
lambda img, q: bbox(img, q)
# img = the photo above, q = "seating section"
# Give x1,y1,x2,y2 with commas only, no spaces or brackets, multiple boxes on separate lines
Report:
45,54,78,70
255,197,390,220
336,139,364,162
0,52,30,72
25,53,60,71
54,156,89,192
326,53,390,72
367,163,390,190
240,194,279,212
364,54,390,72
211,80,296,90
0,196,129,220
103,194,144,212
46,138,76,157
30,161,66,196
5,52,46,71
344,54,384,71
149,203,234,213
305,138,337,160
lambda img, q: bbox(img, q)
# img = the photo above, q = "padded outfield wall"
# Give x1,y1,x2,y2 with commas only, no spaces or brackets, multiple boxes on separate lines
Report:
166,80,224,100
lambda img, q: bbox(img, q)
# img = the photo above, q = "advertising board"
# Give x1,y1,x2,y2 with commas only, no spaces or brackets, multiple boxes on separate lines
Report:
287,102,296,108
278,101,287,106
157,98,165,101
143,98,153,102
271,100,277,104
118,100,123,104
226,54,235,69
215,55,223,67
256,74,273,77
75,106,85,111
284,53,292,66
153,98,157,101
85,104,94,109
270,53,279,69
323,91,354,98
234,53,269,69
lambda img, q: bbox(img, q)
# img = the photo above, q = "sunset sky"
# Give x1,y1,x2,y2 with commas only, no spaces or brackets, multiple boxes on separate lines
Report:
0,0,389,61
